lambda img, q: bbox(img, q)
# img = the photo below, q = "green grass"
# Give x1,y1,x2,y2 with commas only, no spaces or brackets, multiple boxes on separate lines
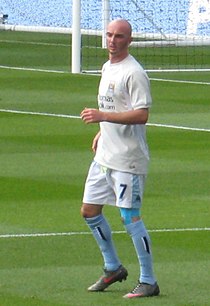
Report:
0,31,71,71
0,232,209,306
0,31,210,306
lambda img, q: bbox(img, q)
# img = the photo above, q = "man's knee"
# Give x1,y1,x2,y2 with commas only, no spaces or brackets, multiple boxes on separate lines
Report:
119,207,140,225
81,203,103,218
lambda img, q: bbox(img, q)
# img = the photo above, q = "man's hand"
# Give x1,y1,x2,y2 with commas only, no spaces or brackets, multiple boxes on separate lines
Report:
92,131,101,153
81,108,105,124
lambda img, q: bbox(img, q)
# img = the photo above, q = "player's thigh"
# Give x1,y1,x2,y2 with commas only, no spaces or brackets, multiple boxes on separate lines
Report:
83,161,115,205
111,170,146,209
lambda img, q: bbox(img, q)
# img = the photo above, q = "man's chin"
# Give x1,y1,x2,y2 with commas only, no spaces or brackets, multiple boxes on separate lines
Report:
109,49,117,55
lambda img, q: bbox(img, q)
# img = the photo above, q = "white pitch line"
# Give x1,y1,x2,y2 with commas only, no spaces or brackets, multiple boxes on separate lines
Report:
0,108,209,132
150,77,210,86
0,65,69,74
0,39,70,47
146,122,210,132
0,227,209,239
1,65,210,86
0,108,81,119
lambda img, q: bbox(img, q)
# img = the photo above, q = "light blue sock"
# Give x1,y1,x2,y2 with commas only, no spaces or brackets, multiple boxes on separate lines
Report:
85,214,121,271
126,219,156,285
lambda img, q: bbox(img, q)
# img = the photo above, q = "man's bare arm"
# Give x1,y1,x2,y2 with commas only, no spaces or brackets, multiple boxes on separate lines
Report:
81,108,148,125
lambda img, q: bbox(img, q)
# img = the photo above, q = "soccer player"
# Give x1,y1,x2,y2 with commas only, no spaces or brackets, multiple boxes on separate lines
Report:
80,19,160,299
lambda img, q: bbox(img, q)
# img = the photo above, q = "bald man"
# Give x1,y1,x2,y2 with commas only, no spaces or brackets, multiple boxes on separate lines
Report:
81,19,160,299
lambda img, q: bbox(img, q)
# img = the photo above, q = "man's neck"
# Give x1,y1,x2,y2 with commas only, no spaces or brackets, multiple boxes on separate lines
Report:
109,52,129,64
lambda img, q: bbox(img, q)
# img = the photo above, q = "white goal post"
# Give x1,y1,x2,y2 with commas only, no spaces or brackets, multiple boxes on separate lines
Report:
72,0,81,73
71,0,110,73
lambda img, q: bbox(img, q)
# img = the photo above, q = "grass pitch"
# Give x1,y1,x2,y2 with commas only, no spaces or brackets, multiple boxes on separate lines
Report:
0,31,210,306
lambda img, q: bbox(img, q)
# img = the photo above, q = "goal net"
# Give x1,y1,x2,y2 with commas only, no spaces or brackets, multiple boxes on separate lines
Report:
81,0,210,72
1,0,210,72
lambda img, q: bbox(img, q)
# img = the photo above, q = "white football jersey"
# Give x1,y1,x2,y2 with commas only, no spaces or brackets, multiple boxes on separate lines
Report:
94,55,152,174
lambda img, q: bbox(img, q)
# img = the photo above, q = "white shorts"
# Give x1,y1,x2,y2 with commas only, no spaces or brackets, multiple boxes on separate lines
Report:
83,161,146,209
